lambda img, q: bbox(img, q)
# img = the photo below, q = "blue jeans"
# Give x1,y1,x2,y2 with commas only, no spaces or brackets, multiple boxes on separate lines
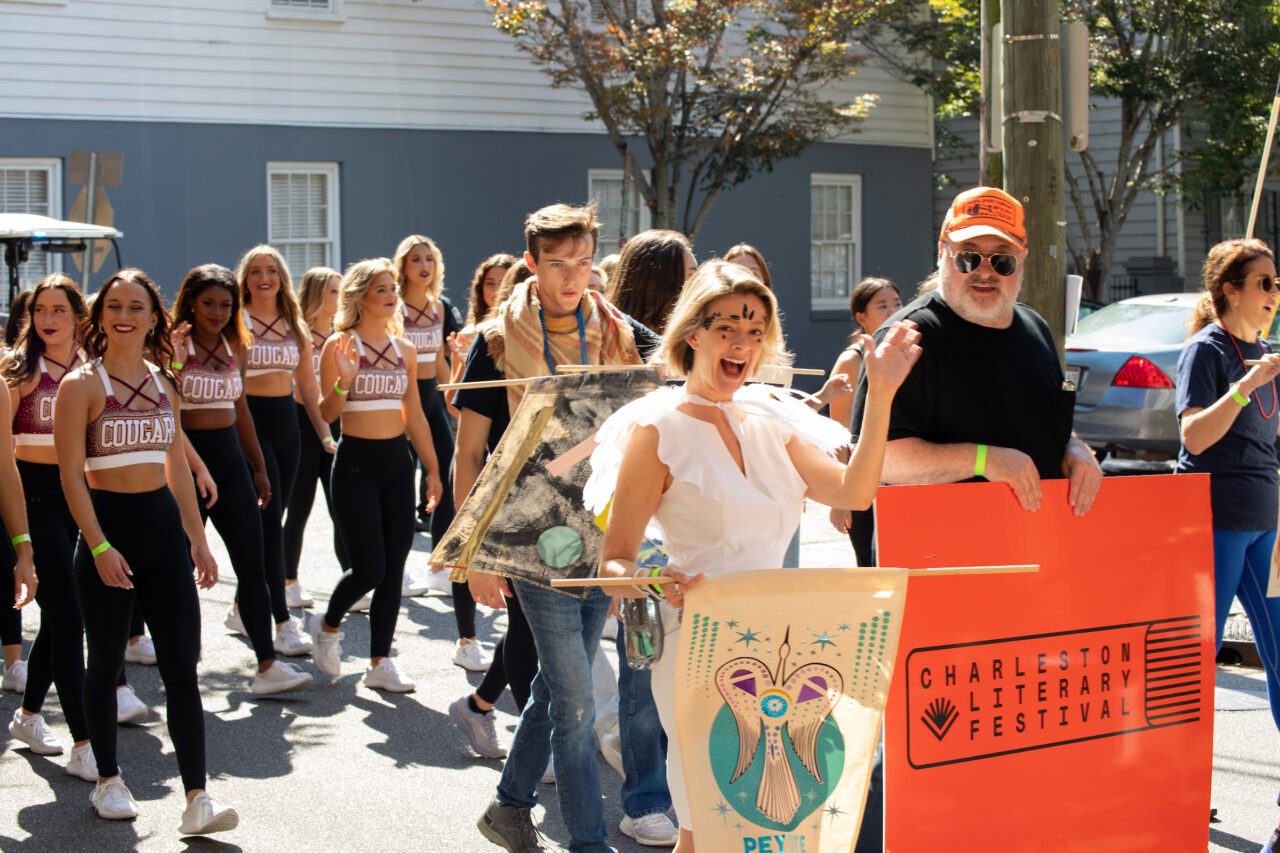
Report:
498,581,613,853
614,628,672,818
1212,528,1280,732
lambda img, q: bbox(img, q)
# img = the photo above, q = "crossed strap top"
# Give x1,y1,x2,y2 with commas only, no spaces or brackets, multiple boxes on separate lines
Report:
310,327,330,381
244,311,300,378
13,351,84,446
345,332,408,412
402,301,442,365
85,361,175,470
177,336,242,411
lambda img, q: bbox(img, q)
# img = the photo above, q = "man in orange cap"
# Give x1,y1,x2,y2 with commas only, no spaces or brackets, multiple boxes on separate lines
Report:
849,185,1101,516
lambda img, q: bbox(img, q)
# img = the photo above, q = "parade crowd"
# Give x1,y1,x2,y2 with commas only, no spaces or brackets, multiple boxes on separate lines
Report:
3,187,1280,853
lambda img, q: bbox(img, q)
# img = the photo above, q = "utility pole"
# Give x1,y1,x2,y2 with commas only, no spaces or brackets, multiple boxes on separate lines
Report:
1002,0,1066,360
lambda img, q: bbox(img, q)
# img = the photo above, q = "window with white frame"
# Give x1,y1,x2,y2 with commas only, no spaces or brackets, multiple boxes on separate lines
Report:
589,168,649,261
267,162,340,278
0,158,62,308
810,174,862,311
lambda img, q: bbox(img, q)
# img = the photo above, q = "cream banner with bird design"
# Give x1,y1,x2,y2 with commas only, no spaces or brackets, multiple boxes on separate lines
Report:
674,567,907,852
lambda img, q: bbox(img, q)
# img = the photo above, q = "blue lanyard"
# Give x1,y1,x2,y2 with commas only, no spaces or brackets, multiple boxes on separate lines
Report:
539,307,587,375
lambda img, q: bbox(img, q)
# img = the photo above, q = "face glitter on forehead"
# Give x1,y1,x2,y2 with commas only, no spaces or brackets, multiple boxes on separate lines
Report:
741,302,756,320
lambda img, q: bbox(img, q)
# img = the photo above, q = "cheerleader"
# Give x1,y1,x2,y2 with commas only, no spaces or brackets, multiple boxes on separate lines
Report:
392,235,490,668
54,269,237,832
3,275,97,776
307,258,443,690
235,245,325,655
282,266,349,608
171,264,313,694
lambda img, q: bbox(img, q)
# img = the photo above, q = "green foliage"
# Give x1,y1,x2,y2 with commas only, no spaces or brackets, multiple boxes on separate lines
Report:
865,0,1280,297
487,0,884,237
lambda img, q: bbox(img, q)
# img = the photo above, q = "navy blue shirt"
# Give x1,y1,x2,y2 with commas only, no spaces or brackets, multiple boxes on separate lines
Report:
1176,323,1279,530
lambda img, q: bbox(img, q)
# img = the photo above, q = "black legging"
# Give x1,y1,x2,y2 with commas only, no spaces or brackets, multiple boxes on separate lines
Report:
326,435,415,659
75,487,205,792
475,591,537,712
283,403,348,578
413,376,477,640
246,393,299,624
186,426,275,665
17,461,89,742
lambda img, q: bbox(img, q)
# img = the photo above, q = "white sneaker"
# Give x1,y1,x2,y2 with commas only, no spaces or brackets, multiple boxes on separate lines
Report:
2,659,28,692
179,791,239,835
349,593,372,613
250,661,313,696
90,776,138,820
66,742,98,781
8,708,64,755
306,613,342,677
124,635,157,665
448,695,507,758
601,616,619,641
273,620,313,657
364,658,415,692
600,730,623,777
452,640,492,672
541,756,555,785
223,605,246,637
284,582,314,608
621,813,679,846
116,685,148,724
424,567,453,595
401,570,430,598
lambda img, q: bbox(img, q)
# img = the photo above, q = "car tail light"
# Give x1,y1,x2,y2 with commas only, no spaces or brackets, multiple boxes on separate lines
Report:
1111,356,1174,388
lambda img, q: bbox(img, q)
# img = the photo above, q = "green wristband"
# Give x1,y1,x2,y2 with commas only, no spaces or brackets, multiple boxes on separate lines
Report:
1231,383,1251,407
334,380,349,396
648,565,664,596
170,360,184,371
91,541,112,557
10,533,30,546
974,443,988,478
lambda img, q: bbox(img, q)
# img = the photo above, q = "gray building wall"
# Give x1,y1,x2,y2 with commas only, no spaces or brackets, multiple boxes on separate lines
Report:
1,117,932,381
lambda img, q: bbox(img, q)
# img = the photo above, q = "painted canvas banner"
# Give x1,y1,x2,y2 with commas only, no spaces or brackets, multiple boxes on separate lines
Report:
675,567,907,852
878,475,1215,852
431,369,661,595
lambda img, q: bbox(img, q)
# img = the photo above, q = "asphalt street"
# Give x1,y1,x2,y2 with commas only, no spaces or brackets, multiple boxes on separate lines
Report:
0,491,1277,852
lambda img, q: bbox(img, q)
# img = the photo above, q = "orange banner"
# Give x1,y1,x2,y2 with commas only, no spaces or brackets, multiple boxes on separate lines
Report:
878,475,1215,852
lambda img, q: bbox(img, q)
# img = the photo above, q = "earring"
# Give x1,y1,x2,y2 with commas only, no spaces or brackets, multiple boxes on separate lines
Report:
1232,298,1239,307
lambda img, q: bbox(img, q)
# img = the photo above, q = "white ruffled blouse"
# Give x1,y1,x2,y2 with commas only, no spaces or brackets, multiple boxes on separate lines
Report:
584,384,850,576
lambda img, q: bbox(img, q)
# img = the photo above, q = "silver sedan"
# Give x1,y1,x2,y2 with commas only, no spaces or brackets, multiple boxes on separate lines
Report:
1066,293,1205,463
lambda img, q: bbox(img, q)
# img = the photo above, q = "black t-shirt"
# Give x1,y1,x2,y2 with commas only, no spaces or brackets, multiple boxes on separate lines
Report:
849,290,1074,480
440,294,463,341
1175,323,1279,530
454,314,661,452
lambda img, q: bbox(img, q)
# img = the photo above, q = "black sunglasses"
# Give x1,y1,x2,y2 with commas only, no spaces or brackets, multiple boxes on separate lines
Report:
951,250,1020,277
1234,274,1277,293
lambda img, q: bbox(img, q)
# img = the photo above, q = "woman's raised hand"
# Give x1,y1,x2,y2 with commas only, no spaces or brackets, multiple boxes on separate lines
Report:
1242,352,1280,394
170,321,191,357
334,334,360,388
863,320,921,394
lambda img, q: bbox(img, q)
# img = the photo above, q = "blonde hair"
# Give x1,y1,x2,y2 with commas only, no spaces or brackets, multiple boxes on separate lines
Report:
392,234,445,301
297,266,341,329
236,245,308,346
658,260,789,379
335,258,404,336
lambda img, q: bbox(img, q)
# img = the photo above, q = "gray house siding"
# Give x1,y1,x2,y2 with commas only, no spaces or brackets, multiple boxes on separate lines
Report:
1,117,932,383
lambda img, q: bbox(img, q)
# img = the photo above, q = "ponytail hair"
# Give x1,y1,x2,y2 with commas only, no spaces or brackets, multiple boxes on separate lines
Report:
1187,238,1275,336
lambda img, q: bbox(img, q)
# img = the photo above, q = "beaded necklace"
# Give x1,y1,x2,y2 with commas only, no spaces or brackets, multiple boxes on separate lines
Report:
1220,321,1278,418
538,307,587,375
